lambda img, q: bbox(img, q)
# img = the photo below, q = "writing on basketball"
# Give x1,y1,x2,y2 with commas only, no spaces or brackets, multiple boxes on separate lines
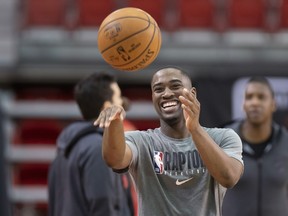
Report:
123,48,155,71
117,46,131,61
104,23,122,40
128,42,141,52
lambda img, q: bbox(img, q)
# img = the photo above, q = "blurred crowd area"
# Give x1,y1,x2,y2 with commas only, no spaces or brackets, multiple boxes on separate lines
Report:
15,0,288,32
0,0,288,215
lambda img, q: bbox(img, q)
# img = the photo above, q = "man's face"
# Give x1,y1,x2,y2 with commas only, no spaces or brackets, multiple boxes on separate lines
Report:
151,68,192,123
243,82,276,125
111,82,123,106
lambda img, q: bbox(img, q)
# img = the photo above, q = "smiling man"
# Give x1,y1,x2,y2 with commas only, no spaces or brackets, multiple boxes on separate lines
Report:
95,67,243,216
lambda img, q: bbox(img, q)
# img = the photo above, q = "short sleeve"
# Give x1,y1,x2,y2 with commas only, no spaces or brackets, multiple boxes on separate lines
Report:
125,131,140,171
220,129,243,165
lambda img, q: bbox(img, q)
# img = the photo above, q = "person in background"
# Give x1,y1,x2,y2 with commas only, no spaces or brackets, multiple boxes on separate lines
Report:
48,72,135,216
95,67,243,216
222,76,288,216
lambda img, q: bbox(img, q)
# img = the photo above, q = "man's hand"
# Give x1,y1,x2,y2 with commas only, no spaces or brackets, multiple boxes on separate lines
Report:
94,105,126,128
179,88,201,132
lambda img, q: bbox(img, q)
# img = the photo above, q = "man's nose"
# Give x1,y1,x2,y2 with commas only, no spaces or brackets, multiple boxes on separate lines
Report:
162,88,174,98
250,97,261,105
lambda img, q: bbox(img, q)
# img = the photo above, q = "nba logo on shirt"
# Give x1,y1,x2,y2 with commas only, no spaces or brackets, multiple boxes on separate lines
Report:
154,151,164,174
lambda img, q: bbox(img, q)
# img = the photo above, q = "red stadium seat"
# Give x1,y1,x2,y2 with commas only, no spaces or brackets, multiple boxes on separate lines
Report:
14,164,49,185
280,0,288,28
121,86,152,101
14,87,73,101
16,119,62,145
76,0,116,27
127,0,166,27
24,0,67,27
178,0,215,29
228,0,266,29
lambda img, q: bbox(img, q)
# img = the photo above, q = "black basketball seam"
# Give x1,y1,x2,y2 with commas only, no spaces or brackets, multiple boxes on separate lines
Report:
99,16,156,53
110,14,158,68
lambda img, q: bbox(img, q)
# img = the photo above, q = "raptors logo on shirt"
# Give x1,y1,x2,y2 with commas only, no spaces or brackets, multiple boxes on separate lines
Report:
153,149,206,176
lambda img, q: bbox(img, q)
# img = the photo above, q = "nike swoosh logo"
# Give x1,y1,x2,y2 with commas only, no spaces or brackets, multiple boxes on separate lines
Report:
176,177,194,186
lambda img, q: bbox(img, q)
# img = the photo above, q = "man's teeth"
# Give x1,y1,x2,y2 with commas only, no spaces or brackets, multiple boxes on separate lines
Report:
163,101,177,108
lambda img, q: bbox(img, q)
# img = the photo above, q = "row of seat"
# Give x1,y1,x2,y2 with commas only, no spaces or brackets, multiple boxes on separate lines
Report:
20,0,288,31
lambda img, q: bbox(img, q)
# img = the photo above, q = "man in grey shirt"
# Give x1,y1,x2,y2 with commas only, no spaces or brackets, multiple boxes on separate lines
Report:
95,67,243,216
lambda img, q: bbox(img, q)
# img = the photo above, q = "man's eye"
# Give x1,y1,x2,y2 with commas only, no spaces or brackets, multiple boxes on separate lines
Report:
245,95,252,100
258,95,266,100
171,85,181,89
154,88,163,92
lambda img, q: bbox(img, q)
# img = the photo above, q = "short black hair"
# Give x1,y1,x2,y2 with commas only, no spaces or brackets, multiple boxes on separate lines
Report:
247,76,274,98
154,66,192,84
74,72,116,120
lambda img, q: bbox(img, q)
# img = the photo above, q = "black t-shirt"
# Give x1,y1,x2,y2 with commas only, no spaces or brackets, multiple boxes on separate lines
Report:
243,128,274,158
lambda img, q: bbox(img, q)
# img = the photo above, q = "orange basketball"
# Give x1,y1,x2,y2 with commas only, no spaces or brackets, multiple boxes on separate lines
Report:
97,7,162,72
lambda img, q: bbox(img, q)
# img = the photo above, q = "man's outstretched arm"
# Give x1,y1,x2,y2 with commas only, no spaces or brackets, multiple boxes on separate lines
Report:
94,105,132,170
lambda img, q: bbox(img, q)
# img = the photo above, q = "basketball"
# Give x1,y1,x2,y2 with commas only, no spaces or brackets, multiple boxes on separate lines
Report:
97,7,162,72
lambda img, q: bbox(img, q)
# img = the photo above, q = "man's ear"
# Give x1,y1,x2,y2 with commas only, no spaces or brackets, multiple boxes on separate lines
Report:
102,101,112,110
191,87,197,96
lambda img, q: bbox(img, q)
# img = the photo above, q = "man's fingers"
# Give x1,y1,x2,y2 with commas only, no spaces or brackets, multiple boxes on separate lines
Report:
182,88,196,102
94,106,125,128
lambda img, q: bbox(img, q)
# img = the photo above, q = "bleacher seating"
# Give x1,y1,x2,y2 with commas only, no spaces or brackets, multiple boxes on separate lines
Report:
280,0,288,28
127,0,166,27
19,0,288,33
14,87,73,101
23,0,68,27
178,0,215,29
14,163,49,186
76,0,116,27
10,118,62,215
15,119,62,145
228,0,267,29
